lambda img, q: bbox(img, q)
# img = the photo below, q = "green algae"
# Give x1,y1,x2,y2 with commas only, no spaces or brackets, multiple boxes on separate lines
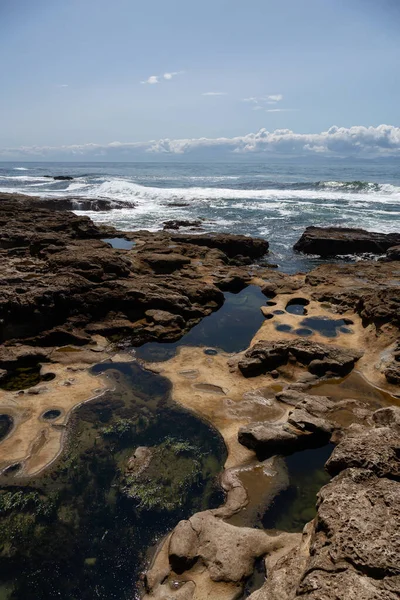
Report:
0,366,42,392
0,361,226,600
123,437,203,511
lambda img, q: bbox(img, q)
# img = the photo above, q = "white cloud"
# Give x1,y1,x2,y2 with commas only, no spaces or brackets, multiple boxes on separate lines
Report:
164,71,183,80
2,125,400,159
202,92,227,96
266,108,298,113
243,94,283,105
57,84,69,88
141,75,159,85
141,71,183,84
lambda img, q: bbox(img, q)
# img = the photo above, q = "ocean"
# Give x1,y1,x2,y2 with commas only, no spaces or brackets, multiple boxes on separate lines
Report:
1,159,399,272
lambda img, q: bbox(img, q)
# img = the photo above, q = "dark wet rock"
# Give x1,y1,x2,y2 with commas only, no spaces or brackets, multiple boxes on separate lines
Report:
2,196,277,344
47,246,132,281
44,175,74,180
382,245,400,261
238,338,361,378
294,226,400,256
29,197,134,212
145,310,185,328
169,232,269,259
215,272,250,293
163,220,203,230
139,253,191,274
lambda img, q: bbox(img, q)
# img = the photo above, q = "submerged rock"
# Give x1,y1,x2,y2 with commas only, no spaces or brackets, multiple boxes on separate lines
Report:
294,226,400,256
121,438,204,512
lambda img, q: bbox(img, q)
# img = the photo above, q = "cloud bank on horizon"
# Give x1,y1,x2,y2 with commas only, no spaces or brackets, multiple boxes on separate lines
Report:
1,125,400,160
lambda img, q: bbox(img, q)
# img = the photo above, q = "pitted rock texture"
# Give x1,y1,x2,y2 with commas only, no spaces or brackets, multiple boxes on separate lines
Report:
305,261,400,329
325,423,400,479
237,339,361,378
311,468,400,578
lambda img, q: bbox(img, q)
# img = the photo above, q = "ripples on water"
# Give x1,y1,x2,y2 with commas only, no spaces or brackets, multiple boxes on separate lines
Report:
1,160,399,273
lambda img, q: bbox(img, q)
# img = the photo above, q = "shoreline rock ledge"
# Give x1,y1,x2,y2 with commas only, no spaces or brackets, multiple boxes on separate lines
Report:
294,225,400,256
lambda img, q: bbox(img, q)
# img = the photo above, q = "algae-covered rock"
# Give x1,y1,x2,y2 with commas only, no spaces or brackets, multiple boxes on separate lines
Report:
121,437,204,512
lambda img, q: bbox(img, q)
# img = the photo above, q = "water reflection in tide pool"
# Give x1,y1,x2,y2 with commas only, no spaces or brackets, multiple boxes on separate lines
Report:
135,285,267,362
262,444,334,533
102,238,135,250
0,362,226,600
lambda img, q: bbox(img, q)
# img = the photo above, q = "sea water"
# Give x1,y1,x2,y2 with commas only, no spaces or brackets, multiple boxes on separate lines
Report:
1,159,399,273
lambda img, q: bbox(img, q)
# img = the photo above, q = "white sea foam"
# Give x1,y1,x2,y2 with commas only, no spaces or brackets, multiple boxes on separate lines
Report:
13,167,29,171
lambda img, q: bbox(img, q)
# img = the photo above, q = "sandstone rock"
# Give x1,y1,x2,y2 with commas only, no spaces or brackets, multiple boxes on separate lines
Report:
238,419,331,459
311,468,400,577
238,339,361,378
305,261,400,328
325,425,400,479
168,512,292,583
298,567,400,600
294,226,400,256
288,408,333,435
372,406,400,428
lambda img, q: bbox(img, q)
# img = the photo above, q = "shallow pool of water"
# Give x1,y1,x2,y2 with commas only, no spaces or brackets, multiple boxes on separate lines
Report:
0,362,226,600
299,316,353,338
0,415,13,442
135,285,267,362
102,237,135,250
262,444,334,533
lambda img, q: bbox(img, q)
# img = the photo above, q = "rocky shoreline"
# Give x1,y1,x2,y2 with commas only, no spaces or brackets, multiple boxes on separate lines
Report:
0,192,399,599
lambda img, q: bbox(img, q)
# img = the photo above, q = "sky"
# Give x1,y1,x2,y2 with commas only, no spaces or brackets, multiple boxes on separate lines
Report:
1,0,400,160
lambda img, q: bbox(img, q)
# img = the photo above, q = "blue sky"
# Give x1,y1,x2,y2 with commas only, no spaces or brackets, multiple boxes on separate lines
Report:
1,0,400,159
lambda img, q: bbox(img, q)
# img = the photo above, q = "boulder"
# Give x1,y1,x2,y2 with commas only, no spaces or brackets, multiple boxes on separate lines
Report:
325,424,400,479
169,232,269,259
238,339,361,378
168,512,291,582
163,220,202,230
44,175,74,181
294,226,400,256
238,419,331,459
383,245,400,261
139,253,191,274
310,468,400,578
